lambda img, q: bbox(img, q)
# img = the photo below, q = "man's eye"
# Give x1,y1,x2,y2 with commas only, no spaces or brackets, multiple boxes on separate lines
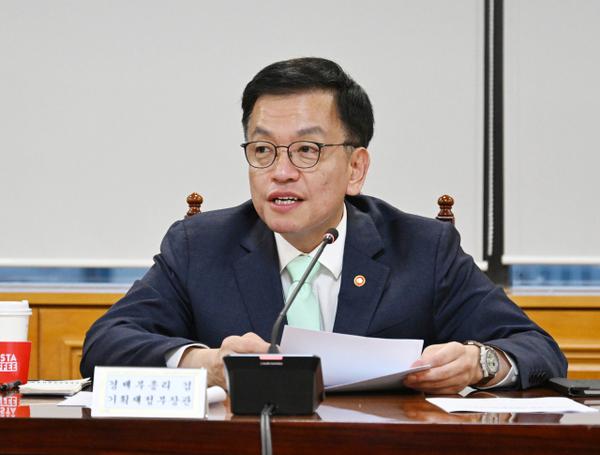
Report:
298,145,318,154
255,146,271,154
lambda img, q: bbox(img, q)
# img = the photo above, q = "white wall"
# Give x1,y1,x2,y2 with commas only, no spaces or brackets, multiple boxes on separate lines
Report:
504,0,600,264
0,0,484,266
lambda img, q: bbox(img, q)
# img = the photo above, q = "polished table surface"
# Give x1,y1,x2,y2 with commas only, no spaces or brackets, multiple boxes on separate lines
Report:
1,388,599,454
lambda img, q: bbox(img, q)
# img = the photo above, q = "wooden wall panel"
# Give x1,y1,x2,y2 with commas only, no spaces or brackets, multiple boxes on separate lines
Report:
523,308,600,379
37,307,108,379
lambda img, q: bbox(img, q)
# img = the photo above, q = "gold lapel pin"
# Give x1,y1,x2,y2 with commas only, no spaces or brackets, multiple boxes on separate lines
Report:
354,275,366,287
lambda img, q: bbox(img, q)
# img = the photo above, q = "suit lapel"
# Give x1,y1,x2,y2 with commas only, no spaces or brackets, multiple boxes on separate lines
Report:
233,219,285,342
333,203,390,336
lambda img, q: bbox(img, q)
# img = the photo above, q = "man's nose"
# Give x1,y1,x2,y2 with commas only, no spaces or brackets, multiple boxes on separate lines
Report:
271,149,300,180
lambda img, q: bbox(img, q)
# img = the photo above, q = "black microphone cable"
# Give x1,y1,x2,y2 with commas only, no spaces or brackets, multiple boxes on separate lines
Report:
261,403,275,455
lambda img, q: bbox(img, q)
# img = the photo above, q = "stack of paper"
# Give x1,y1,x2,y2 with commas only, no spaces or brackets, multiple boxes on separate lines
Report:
19,378,91,396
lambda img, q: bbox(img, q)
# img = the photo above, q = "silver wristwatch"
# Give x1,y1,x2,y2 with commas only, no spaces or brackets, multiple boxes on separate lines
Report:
464,340,500,386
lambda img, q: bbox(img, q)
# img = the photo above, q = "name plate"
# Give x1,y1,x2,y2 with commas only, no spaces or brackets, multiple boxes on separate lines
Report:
91,366,207,419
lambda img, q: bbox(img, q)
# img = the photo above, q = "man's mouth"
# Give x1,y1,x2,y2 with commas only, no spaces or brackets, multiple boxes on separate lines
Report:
272,196,300,205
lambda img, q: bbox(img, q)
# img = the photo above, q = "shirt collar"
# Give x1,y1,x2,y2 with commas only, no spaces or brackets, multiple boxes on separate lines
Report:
274,204,346,279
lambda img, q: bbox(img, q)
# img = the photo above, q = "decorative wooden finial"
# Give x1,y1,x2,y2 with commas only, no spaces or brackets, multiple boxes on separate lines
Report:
186,192,203,218
436,194,455,224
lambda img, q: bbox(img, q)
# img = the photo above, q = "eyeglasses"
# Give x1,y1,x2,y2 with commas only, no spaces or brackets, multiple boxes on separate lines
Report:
241,140,357,169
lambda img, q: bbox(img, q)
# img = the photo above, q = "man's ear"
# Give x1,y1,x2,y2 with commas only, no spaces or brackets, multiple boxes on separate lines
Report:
346,147,370,196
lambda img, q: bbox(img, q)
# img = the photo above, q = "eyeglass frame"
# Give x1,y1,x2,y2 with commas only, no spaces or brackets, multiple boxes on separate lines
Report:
241,140,359,169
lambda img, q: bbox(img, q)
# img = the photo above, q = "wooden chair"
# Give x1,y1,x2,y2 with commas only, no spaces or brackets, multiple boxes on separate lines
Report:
185,192,204,217
185,192,455,223
436,195,455,224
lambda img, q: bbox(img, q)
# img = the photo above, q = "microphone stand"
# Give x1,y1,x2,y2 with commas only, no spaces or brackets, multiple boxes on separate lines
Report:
269,233,334,353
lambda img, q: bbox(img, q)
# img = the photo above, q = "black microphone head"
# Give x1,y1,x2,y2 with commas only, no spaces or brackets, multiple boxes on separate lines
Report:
323,228,339,244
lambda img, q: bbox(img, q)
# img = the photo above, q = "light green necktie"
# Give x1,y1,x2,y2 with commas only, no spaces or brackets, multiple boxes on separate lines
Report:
285,255,321,330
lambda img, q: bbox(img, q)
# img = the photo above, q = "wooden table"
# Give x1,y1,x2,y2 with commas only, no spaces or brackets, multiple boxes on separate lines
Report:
1,388,599,454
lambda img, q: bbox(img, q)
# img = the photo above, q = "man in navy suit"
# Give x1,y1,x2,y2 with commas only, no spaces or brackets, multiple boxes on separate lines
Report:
81,58,566,392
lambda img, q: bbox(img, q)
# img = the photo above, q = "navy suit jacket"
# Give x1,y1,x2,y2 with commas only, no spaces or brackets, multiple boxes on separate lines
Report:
80,195,567,387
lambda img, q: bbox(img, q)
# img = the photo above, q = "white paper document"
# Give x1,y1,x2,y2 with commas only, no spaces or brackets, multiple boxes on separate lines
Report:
280,326,428,392
427,397,599,414
58,391,94,407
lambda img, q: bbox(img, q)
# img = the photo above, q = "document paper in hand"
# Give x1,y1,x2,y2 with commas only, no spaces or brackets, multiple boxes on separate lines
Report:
280,326,428,392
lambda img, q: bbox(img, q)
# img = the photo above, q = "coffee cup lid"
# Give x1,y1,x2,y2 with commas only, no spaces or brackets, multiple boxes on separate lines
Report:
0,300,31,313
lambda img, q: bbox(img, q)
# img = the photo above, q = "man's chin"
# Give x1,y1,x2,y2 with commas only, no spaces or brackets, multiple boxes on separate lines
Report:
266,222,299,236
264,219,308,241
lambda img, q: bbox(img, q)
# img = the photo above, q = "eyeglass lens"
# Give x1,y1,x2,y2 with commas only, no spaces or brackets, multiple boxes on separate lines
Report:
245,141,320,168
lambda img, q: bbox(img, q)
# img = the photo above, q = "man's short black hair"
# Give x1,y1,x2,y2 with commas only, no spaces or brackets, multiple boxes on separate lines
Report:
242,57,374,147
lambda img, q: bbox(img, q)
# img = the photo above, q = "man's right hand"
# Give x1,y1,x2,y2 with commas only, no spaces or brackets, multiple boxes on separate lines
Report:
178,332,270,389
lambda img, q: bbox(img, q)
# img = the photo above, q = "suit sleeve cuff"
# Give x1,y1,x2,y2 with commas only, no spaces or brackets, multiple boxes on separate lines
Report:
165,343,208,368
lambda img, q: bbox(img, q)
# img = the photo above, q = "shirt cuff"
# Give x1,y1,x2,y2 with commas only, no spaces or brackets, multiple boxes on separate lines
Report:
165,343,208,368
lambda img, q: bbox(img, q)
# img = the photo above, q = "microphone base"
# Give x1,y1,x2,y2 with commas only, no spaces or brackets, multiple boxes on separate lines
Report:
223,354,324,415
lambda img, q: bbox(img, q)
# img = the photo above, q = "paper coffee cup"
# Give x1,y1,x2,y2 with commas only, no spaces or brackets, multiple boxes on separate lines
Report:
0,300,32,342
0,341,31,385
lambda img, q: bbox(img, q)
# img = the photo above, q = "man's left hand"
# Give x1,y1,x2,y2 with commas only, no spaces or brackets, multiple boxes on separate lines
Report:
403,342,482,394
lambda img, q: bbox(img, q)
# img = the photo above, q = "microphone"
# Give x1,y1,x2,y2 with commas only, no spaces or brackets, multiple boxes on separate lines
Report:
223,227,339,416
268,227,339,354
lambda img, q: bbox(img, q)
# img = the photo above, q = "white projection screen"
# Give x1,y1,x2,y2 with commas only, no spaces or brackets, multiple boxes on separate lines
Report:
0,0,484,267
504,0,600,264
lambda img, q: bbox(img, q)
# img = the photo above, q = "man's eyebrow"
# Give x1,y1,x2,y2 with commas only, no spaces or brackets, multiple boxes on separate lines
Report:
249,125,326,139
296,126,325,137
251,126,272,137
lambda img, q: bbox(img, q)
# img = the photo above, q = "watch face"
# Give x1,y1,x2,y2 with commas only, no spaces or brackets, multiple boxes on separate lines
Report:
486,350,499,373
